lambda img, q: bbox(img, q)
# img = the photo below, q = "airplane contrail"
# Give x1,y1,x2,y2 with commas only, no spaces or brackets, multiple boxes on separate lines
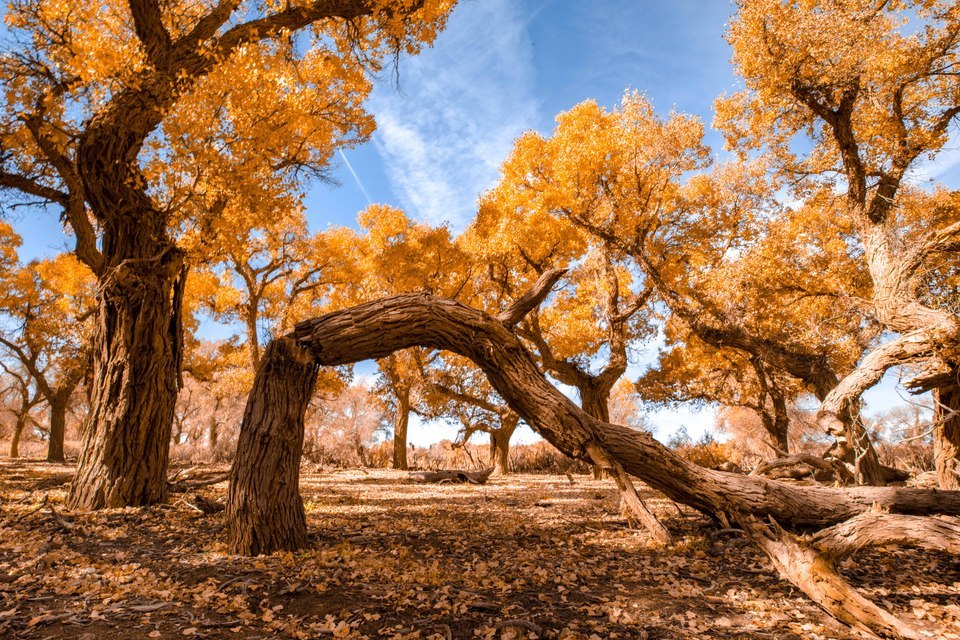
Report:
338,149,374,206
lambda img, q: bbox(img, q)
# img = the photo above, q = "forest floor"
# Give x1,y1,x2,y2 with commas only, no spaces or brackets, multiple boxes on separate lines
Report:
0,461,958,640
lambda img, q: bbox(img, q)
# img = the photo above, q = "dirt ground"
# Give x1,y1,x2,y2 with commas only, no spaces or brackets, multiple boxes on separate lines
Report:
0,460,957,639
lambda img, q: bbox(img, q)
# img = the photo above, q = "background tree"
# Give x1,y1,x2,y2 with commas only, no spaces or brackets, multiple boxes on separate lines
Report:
343,205,471,469
304,382,387,467
0,252,94,462
486,93,891,483
722,0,960,487
419,353,521,475
0,361,43,458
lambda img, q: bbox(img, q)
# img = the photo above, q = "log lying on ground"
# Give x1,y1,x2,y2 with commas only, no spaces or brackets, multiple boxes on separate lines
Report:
226,277,960,637
409,468,494,484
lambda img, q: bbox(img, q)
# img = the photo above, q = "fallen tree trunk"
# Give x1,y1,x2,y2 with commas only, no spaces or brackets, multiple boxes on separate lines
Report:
226,280,960,637
409,468,494,484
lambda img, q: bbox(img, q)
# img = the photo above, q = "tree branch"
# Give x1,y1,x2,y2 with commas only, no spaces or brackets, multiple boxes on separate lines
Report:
496,267,566,329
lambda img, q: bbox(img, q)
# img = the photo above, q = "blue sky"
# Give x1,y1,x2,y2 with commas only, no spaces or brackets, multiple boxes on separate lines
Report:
11,0,960,446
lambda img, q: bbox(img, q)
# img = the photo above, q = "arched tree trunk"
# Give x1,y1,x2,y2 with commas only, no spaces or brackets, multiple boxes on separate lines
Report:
490,414,518,475
393,387,410,470
225,337,318,555
68,217,186,509
227,288,960,636
934,380,960,490
46,397,67,463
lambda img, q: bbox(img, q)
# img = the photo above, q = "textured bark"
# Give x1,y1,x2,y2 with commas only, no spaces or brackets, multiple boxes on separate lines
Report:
393,387,410,470
410,468,494,484
228,294,960,541
225,337,318,555
68,233,186,509
586,442,671,545
60,0,386,511
744,518,925,640
934,381,960,490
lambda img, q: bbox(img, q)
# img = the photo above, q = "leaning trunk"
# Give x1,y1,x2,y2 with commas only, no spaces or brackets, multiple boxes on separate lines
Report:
46,398,67,463
934,380,960,490
68,216,186,509
393,388,410,470
226,337,318,555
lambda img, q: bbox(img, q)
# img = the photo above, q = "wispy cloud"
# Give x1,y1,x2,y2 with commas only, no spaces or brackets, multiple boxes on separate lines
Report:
369,0,539,230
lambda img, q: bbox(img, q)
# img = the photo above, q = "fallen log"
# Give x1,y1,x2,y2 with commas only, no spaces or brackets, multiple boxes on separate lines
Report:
409,468,494,484
226,275,960,638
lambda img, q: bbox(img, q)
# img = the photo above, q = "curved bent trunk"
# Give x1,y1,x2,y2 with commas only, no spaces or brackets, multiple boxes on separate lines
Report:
46,399,67,463
393,388,410,470
227,292,960,636
68,217,186,509
229,293,960,540
225,337,318,555
934,380,960,490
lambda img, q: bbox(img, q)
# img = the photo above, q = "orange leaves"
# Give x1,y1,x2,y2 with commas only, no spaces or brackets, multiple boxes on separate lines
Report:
724,0,960,179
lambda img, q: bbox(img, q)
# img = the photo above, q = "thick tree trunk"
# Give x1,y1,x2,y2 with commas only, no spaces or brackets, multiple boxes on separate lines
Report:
68,216,186,509
10,415,26,458
393,388,410,470
225,337,318,555
490,414,518,475
934,381,960,490
46,398,67,463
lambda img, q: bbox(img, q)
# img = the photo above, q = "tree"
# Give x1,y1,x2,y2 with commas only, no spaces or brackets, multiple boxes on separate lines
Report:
641,322,802,456
305,382,387,467
721,0,960,487
486,93,890,483
228,275,960,638
0,362,43,458
187,209,345,371
0,0,455,507
419,352,520,475
343,205,472,469
0,253,94,462
471,164,666,529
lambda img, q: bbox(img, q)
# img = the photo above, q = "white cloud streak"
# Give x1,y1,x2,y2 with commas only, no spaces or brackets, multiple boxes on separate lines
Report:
369,0,539,229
